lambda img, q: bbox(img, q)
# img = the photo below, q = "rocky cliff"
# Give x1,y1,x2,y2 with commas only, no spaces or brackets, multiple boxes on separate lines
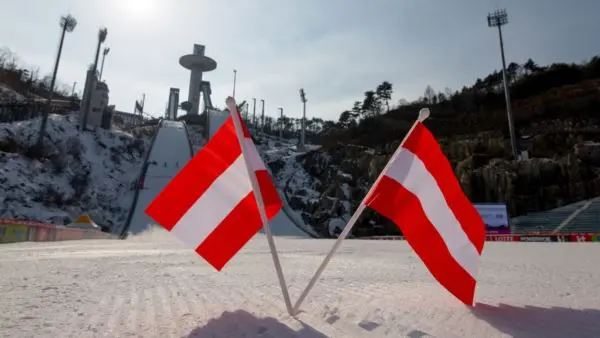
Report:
283,78,600,237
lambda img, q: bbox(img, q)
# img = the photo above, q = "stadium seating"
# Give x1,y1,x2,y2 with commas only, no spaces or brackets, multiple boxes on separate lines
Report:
510,199,591,233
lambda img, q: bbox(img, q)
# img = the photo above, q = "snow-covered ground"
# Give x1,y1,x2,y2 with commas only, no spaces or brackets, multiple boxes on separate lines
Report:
0,113,151,226
1,229,598,337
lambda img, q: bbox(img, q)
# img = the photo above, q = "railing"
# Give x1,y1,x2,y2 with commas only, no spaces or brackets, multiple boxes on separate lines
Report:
0,219,115,244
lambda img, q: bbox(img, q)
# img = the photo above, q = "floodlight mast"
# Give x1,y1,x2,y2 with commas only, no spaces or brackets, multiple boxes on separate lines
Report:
299,88,307,150
36,14,77,152
488,9,518,161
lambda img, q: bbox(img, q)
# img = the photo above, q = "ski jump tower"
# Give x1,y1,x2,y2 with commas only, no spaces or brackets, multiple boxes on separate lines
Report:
179,44,217,115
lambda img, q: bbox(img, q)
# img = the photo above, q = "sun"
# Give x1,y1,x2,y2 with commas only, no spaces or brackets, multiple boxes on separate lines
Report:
118,0,159,19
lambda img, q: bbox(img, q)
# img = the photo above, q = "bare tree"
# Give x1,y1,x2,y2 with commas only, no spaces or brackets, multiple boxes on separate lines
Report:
424,85,436,104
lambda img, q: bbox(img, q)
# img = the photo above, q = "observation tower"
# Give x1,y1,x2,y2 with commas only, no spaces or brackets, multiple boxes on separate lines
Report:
179,44,217,115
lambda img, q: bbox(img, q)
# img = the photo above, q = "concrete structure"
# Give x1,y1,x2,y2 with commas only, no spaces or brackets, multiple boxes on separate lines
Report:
167,88,179,120
101,105,114,129
79,72,109,129
113,110,143,127
179,44,217,115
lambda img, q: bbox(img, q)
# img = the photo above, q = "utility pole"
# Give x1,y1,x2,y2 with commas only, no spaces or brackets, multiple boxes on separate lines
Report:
81,27,108,131
278,107,283,139
488,9,518,161
36,14,77,152
299,88,307,151
99,47,110,81
232,69,237,100
252,97,257,129
260,99,265,133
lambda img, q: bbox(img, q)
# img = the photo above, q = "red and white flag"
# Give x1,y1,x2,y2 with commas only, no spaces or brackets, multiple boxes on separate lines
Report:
364,117,485,305
145,109,282,270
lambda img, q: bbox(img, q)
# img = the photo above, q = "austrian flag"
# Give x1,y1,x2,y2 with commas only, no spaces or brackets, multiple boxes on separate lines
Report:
145,109,282,270
365,115,486,305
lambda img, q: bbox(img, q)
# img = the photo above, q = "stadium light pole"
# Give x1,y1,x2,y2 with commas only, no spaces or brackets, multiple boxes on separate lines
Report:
252,97,257,129
488,9,518,161
278,107,283,139
81,27,108,131
36,14,77,152
260,99,265,133
299,88,307,151
99,47,110,81
71,81,77,97
232,69,237,100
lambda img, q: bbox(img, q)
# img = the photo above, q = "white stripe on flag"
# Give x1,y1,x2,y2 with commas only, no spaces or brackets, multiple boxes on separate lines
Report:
170,155,252,248
386,148,481,278
243,138,266,171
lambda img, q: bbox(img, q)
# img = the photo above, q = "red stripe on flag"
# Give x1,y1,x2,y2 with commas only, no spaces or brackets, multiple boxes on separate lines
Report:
241,119,251,138
194,172,281,271
367,176,477,305
402,123,485,254
145,118,241,230
196,171,281,270
196,193,262,270
255,170,283,219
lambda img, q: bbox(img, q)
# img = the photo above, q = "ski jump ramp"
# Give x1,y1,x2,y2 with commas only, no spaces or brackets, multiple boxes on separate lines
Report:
126,118,311,238
126,121,192,234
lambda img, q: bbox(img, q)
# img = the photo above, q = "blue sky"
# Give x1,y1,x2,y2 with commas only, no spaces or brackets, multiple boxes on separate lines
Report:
1,0,599,121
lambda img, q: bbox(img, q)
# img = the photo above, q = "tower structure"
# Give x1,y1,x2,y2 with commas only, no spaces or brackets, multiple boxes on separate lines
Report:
179,44,217,115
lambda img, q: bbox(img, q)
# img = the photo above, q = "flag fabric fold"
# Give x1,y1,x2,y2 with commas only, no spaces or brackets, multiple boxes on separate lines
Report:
364,122,486,305
145,113,282,271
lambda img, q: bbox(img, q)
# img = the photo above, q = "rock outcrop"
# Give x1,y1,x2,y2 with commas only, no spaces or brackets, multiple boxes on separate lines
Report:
287,116,600,237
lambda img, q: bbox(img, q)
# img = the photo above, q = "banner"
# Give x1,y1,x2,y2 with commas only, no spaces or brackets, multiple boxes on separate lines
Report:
486,234,520,242
474,203,511,234
0,224,29,243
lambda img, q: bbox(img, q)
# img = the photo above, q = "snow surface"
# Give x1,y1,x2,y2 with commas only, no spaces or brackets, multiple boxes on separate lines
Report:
1,229,599,337
0,113,149,226
125,120,310,237
126,121,191,234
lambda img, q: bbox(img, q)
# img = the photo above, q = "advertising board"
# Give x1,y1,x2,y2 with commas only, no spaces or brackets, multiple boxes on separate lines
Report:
0,224,29,243
474,203,510,234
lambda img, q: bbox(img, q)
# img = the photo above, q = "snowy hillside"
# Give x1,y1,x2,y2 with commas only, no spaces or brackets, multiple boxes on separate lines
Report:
251,133,350,237
0,113,154,226
0,83,25,102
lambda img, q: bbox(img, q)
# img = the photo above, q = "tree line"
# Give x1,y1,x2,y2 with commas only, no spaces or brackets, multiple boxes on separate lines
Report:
0,46,77,102
325,55,600,147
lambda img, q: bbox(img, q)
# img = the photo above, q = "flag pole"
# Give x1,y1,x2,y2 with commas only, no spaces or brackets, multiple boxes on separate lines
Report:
292,108,430,314
225,97,294,316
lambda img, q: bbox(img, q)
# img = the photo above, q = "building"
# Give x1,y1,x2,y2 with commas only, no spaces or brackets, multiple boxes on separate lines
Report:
113,110,143,127
79,68,109,129
167,87,180,120
179,44,217,115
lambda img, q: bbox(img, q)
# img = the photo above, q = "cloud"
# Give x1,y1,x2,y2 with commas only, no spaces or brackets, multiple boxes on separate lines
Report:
1,0,599,121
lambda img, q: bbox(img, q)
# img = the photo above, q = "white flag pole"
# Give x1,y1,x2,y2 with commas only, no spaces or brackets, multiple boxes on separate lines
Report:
225,97,294,316
292,108,430,314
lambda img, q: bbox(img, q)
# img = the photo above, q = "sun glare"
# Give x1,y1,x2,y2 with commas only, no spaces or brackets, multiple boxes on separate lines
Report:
118,0,158,20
